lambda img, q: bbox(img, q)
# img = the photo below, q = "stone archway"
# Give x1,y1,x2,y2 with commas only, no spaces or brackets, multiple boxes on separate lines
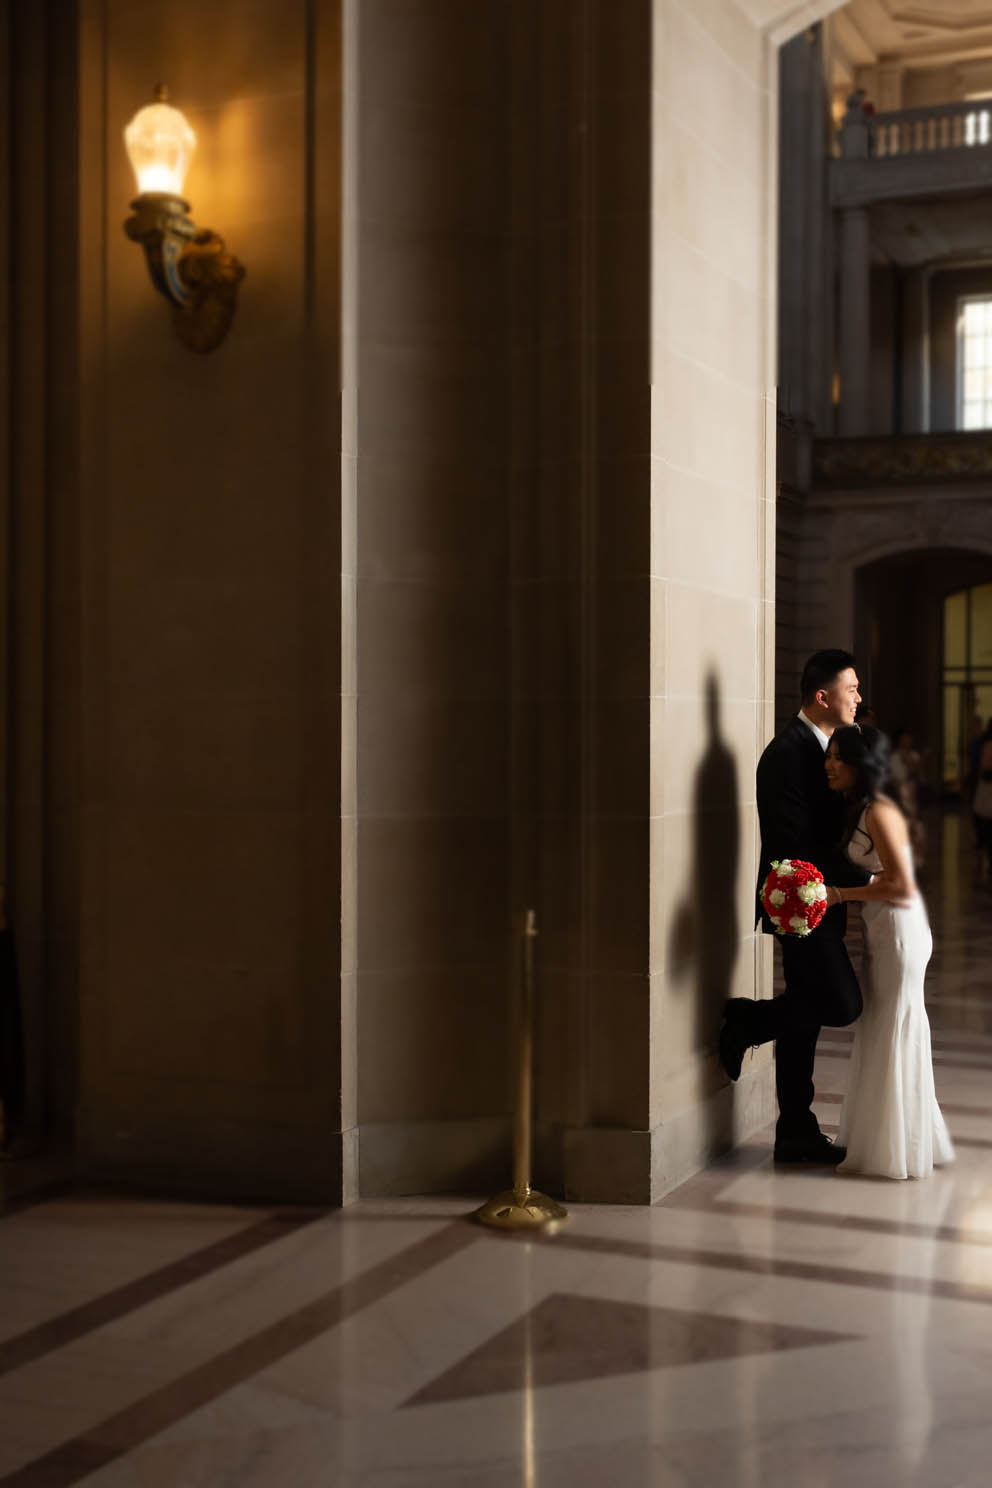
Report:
780,485,992,724
851,545,992,789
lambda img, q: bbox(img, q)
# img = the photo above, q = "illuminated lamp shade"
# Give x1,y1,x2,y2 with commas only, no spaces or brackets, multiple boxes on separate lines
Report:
123,84,244,353
124,86,196,197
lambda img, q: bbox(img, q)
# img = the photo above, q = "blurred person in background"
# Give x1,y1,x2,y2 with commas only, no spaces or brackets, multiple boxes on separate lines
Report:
890,726,927,872
967,717,992,854
972,720,992,882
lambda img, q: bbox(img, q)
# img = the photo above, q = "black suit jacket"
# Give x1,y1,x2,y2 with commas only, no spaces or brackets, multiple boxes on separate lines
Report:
755,716,870,934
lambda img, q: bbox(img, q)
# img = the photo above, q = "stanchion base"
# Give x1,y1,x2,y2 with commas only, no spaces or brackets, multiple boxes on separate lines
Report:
473,1188,568,1232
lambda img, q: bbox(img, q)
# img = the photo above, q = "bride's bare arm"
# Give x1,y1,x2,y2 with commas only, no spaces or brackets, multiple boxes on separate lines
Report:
826,798,916,906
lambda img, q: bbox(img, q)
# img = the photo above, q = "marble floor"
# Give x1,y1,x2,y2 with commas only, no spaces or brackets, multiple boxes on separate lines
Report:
2,813,992,1486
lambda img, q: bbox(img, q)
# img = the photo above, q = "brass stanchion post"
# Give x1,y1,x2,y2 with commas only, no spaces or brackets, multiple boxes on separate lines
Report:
475,909,568,1230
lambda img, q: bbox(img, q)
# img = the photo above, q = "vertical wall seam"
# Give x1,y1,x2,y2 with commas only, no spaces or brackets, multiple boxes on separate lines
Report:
575,0,598,1132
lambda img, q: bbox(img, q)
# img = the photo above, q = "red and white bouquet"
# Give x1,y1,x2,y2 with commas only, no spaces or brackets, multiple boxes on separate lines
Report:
761,859,828,937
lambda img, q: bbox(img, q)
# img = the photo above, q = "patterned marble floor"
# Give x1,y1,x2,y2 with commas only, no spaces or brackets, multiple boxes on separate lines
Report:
1,812,991,1486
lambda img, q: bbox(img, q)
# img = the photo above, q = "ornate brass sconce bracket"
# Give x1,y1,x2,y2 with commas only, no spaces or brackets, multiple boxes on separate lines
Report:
124,193,245,354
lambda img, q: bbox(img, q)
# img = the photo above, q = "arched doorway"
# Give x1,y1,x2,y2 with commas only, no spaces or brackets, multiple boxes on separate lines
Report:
943,581,992,794
854,547,992,796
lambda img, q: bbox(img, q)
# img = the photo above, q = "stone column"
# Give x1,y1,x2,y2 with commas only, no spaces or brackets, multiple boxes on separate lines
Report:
777,31,812,424
777,25,833,435
875,63,904,114
838,206,871,436
901,266,928,434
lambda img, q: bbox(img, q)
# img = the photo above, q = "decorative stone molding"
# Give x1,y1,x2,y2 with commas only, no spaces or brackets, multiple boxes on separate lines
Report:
813,432,992,489
807,488,992,563
777,444,992,732
831,147,992,207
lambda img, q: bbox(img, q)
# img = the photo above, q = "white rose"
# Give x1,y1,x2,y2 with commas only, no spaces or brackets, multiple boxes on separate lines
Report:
797,883,818,906
769,889,786,907
789,916,809,934
814,883,827,901
777,861,795,877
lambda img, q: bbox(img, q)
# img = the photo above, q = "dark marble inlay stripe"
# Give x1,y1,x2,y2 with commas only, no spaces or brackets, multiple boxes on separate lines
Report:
814,1092,992,1117
818,1043,992,1073
821,1030,992,1056
928,999,992,1011
0,1210,326,1378
0,1221,478,1488
544,1231,992,1306
665,1193,992,1247
925,1054,992,1071
817,1119,991,1151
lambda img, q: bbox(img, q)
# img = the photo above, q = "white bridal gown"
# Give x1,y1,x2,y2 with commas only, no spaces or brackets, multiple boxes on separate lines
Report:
836,809,954,1180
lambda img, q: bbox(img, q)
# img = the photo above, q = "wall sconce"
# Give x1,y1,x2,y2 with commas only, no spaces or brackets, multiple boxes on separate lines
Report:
123,86,245,353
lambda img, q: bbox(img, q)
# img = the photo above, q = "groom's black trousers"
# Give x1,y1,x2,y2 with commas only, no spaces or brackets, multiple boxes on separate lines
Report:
751,914,862,1139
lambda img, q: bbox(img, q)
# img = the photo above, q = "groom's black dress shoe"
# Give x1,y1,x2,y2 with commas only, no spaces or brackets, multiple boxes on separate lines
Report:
718,1000,753,1083
773,1133,846,1165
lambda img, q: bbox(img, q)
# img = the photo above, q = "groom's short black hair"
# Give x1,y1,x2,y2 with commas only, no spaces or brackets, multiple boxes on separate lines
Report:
800,649,857,704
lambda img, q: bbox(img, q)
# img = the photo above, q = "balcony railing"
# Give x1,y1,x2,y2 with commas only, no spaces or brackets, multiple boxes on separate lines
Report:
840,99,992,161
812,431,992,489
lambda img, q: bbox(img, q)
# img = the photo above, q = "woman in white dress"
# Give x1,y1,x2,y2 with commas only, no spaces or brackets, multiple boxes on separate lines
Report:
823,725,954,1180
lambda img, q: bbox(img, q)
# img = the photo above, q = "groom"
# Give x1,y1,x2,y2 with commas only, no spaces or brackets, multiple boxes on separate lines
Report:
719,649,871,1163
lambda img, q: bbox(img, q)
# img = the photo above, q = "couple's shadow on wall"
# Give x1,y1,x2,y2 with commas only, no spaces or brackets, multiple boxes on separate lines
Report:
667,673,740,1147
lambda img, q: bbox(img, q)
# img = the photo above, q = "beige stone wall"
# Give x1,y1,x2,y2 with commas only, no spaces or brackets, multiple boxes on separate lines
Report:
4,0,795,1202
504,0,779,1204
503,2,655,1203
351,1,512,1195
73,0,347,1198
647,0,778,1193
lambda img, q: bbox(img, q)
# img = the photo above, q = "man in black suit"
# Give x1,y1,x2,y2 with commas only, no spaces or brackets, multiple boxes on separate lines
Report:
719,649,871,1163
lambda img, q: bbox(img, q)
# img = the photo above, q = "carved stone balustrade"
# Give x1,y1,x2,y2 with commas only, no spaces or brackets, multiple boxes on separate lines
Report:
833,99,992,206
861,101,991,160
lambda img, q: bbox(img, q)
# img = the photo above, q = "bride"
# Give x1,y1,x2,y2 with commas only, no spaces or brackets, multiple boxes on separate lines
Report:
824,724,954,1180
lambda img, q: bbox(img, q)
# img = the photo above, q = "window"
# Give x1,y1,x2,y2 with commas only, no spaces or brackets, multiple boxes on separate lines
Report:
956,296,992,430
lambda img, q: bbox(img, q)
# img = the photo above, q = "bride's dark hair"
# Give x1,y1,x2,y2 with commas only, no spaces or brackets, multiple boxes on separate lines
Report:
831,724,893,848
